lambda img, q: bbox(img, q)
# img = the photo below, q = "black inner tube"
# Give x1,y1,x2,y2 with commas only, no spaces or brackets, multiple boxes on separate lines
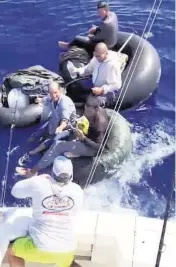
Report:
59,40,133,105
59,32,161,111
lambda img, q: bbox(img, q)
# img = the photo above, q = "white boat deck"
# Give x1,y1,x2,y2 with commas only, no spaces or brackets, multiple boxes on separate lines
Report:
2,259,99,267
1,208,176,267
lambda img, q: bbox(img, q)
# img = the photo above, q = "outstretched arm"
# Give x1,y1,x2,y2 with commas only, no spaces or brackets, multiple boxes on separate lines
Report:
76,57,96,76
11,177,38,199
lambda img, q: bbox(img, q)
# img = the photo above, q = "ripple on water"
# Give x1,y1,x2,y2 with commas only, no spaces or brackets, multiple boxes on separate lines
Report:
0,0,174,218
84,118,175,218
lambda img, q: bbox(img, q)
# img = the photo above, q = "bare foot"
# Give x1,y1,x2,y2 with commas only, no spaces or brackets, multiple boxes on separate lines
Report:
58,41,69,49
15,167,37,178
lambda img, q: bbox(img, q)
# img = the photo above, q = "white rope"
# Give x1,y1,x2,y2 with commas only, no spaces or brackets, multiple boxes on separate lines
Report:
0,103,17,207
85,0,162,188
84,0,163,188
116,33,134,55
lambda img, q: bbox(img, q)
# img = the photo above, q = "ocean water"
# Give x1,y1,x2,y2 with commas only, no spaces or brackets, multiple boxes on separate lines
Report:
0,0,175,218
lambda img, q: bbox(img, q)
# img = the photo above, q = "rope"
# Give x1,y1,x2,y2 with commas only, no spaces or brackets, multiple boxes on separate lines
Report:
131,216,137,267
84,0,163,188
60,46,90,65
65,76,90,88
155,175,175,267
0,102,17,208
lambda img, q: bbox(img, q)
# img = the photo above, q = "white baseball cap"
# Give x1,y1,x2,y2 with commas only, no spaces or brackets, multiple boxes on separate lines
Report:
52,156,73,183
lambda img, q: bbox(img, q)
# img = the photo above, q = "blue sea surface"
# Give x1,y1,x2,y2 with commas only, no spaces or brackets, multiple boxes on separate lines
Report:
0,0,175,218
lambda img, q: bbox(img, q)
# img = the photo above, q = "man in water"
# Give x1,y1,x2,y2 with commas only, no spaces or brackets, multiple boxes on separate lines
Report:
58,1,118,51
2,156,83,267
70,42,122,108
23,81,76,158
15,95,109,178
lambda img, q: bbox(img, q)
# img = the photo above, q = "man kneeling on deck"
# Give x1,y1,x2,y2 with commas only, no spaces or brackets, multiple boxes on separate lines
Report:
4,156,83,267
16,95,109,177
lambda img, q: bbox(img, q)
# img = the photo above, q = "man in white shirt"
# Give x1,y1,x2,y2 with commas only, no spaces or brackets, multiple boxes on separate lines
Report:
70,42,122,108
4,156,83,267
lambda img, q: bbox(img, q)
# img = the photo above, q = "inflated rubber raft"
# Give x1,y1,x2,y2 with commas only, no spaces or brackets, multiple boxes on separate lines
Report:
70,108,132,186
59,31,161,110
0,65,132,186
0,65,65,127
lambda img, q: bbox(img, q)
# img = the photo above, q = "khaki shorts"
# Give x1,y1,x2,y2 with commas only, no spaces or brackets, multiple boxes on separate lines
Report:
12,237,74,267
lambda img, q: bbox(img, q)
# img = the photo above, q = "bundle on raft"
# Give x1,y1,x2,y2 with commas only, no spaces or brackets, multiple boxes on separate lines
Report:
70,108,132,187
59,31,161,110
0,65,65,127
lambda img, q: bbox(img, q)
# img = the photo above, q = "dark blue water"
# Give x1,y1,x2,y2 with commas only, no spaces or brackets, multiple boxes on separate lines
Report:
0,0,175,217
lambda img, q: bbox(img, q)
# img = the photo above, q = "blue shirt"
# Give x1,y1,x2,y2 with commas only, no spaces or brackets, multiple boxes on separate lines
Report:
47,95,76,135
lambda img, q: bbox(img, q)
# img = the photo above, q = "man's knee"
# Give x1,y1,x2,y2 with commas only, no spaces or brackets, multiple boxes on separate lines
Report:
7,244,15,256
75,35,89,42
7,243,25,266
87,94,105,107
7,243,16,262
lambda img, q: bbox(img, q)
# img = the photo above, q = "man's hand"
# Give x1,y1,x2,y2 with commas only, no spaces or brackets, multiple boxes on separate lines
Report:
92,87,104,96
34,97,43,105
75,128,86,141
67,61,79,77
55,120,68,134
88,34,94,38
55,127,63,134
88,25,97,34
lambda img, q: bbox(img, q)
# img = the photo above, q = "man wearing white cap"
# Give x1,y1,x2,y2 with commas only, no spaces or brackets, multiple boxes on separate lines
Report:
1,156,83,267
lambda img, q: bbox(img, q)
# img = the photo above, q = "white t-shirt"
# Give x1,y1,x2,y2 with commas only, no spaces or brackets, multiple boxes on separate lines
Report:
78,50,122,94
11,175,84,252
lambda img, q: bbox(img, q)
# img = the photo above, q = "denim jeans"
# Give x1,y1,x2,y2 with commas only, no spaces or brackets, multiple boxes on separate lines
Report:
36,140,97,171
32,122,71,149
98,90,120,108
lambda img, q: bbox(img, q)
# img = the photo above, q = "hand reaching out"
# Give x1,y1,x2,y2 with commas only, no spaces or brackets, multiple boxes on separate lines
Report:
92,87,104,95
88,25,97,34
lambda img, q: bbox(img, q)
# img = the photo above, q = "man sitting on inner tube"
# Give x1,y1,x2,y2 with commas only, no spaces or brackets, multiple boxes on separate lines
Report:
20,81,76,164
68,42,122,108
58,1,118,52
15,95,109,178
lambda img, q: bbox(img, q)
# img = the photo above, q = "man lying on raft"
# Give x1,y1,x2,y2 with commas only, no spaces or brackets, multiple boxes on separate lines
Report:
0,156,83,267
68,42,122,108
58,1,118,51
22,81,76,161
16,95,109,177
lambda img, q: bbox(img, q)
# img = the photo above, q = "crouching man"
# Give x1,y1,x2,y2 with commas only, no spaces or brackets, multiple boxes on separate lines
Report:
5,156,83,267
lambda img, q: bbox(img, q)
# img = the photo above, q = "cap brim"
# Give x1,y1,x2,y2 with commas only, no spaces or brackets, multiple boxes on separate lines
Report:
97,2,108,9
52,171,72,183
